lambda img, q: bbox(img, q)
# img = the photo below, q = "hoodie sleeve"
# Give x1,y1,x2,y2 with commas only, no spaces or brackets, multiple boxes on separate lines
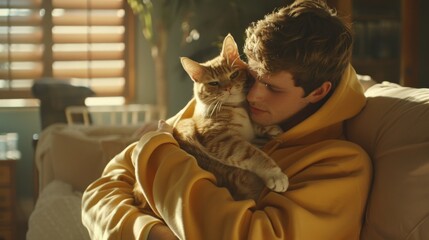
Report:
81,140,164,240
81,99,197,240
131,133,371,240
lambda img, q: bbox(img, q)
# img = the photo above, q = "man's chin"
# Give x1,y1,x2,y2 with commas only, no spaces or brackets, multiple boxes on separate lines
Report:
250,115,272,126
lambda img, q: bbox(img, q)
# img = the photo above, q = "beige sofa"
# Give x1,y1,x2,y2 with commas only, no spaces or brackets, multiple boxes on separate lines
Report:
27,81,429,240
347,81,429,240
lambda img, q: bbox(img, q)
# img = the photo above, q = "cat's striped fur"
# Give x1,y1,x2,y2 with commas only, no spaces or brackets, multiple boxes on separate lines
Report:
173,34,289,201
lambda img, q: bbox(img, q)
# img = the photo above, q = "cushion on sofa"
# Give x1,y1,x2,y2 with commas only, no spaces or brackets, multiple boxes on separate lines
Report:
346,82,429,240
47,124,139,192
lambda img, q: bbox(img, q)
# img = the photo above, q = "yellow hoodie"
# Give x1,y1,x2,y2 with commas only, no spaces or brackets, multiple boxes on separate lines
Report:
82,65,372,240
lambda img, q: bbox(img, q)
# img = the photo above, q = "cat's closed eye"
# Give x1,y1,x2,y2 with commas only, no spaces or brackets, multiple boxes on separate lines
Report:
207,81,219,86
230,70,239,80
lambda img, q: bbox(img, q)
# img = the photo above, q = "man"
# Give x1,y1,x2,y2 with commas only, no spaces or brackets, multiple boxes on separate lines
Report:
82,0,372,239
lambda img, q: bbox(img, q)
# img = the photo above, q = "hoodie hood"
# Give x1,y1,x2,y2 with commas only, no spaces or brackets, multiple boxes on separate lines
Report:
264,64,366,150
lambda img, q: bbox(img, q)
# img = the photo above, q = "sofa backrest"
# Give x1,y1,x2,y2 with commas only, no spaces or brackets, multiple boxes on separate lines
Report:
346,82,429,240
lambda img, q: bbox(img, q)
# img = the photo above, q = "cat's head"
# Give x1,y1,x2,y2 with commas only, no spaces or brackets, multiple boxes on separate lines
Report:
181,34,248,107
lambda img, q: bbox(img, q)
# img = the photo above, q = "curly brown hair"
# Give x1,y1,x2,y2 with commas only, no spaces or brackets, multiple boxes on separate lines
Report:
243,0,353,96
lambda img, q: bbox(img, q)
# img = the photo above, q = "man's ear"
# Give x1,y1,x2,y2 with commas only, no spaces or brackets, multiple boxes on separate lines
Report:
306,81,332,103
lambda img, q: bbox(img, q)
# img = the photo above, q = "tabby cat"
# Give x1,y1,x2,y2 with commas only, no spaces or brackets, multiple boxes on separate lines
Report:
134,34,288,204
169,34,289,201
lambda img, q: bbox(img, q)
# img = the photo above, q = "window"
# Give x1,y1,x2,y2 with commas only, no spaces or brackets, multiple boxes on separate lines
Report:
0,0,135,104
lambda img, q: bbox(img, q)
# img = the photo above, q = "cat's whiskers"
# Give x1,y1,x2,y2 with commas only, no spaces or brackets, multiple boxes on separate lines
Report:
213,100,223,117
204,99,216,117
206,98,223,118
215,100,223,113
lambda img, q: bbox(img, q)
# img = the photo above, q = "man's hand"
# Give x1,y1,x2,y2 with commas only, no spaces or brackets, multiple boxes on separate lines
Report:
157,120,174,134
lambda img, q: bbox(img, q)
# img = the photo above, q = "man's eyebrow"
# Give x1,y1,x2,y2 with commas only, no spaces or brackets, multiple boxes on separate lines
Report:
257,78,282,89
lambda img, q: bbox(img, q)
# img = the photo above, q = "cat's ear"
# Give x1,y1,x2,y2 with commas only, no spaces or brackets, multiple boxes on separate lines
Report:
221,34,240,64
181,57,204,82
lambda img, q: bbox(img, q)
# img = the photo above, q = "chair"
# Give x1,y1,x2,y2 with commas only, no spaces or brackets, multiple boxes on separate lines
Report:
65,104,164,126
32,78,95,129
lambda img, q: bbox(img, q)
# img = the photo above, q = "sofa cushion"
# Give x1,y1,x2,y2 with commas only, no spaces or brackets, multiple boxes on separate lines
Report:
49,124,139,192
346,82,429,240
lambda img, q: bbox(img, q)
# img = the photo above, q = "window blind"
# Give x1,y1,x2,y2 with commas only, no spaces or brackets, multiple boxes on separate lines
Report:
0,0,43,98
0,0,134,101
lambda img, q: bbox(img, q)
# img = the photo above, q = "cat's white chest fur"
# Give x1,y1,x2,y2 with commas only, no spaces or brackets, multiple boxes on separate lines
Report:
195,102,255,140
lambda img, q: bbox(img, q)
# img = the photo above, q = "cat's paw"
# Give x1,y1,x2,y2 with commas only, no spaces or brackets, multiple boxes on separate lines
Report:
157,120,174,134
266,125,283,137
264,169,289,193
254,124,283,138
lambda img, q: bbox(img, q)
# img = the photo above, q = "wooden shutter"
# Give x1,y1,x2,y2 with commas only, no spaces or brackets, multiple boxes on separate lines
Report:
0,0,134,100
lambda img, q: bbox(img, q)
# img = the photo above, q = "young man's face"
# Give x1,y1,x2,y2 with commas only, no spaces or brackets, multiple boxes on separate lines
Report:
246,63,311,126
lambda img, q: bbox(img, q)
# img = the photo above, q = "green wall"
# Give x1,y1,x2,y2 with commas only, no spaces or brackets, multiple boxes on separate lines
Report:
0,108,40,203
